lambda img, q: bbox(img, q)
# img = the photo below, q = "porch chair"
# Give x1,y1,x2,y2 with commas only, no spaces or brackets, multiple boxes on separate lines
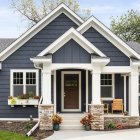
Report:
101,99,109,114
112,99,124,114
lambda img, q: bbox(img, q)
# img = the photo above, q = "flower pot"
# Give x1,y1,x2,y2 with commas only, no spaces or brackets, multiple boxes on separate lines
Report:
53,124,60,131
84,125,91,131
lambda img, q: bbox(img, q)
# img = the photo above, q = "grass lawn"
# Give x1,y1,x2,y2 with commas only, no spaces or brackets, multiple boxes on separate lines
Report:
0,130,33,140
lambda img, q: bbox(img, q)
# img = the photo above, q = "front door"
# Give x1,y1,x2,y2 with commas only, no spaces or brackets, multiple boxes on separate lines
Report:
62,71,81,112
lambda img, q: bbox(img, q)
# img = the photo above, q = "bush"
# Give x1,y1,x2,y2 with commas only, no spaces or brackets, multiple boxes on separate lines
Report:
80,113,93,126
116,123,124,129
52,114,62,125
107,122,116,129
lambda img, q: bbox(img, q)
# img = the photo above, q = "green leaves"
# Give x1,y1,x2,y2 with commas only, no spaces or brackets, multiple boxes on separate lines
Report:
111,10,140,43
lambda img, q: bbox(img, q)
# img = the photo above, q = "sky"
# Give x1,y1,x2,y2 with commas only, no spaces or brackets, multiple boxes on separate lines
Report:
0,0,140,38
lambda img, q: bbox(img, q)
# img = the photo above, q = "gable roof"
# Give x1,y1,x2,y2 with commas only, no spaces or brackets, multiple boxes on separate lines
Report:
0,3,84,61
77,16,140,60
38,28,106,57
0,38,16,53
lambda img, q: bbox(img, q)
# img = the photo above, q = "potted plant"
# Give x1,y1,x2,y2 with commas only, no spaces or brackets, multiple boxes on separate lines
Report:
80,113,93,131
124,111,128,116
52,114,62,131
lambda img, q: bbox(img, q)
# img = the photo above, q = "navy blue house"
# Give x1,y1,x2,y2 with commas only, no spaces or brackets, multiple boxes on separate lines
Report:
0,4,140,119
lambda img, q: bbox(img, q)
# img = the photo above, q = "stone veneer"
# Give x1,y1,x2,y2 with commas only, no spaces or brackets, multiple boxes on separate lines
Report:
39,104,54,130
104,116,140,128
89,104,104,130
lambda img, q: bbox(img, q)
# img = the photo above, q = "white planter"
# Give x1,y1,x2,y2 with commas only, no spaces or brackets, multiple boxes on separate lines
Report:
8,98,39,106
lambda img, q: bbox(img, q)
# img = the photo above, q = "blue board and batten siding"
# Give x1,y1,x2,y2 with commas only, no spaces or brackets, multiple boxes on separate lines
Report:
0,13,78,118
52,39,91,63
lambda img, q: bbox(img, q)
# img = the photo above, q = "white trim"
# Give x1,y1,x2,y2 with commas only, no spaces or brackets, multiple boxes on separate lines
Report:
61,71,81,112
51,64,93,71
122,75,127,111
54,70,57,113
38,28,106,57
0,4,84,61
77,17,140,59
86,70,89,112
0,118,38,121
10,69,39,96
101,74,115,100
0,62,2,69
102,66,132,73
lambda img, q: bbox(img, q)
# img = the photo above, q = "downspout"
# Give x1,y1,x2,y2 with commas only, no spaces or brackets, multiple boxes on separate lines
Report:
26,96,43,137
26,63,43,137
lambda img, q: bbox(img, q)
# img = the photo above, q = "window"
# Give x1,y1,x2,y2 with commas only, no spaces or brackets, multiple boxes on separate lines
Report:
11,70,39,96
101,74,114,100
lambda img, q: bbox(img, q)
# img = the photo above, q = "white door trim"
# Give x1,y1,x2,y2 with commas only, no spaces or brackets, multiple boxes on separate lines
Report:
61,71,81,112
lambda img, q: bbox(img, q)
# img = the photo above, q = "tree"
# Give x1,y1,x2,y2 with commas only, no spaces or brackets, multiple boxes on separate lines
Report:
110,10,140,43
11,0,91,26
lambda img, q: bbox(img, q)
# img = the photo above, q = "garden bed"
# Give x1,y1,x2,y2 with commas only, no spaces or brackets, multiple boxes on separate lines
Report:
0,121,53,140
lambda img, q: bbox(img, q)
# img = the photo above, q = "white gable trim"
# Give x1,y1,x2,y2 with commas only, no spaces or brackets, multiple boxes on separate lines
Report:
77,16,140,60
38,28,106,57
0,4,84,61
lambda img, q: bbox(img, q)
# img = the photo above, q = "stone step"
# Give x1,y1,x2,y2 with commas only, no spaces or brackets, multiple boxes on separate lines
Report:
60,124,84,130
59,113,85,130
61,120,81,125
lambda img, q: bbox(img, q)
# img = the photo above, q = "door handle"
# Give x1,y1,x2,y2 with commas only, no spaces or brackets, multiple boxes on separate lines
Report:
64,92,66,97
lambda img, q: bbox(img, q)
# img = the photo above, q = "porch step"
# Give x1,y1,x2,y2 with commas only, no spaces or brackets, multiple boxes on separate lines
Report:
59,113,85,130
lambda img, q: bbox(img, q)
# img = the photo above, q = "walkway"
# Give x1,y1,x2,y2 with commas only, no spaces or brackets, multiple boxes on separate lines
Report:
43,129,140,140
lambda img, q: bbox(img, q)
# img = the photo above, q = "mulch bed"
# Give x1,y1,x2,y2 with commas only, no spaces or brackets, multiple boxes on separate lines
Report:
0,121,53,140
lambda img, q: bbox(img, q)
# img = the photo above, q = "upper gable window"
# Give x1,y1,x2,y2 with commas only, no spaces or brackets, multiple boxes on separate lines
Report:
11,70,39,97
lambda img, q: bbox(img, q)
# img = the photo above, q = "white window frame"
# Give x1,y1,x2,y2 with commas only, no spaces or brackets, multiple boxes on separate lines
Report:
10,69,39,96
101,74,115,100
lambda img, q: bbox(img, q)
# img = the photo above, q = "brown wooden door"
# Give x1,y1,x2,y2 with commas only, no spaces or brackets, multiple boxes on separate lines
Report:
63,73,79,110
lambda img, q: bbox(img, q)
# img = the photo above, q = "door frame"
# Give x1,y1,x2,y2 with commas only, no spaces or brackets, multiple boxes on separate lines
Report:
61,71,81,112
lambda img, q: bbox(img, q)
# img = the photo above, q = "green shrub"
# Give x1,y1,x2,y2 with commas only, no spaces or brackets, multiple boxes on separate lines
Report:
107,122,116,129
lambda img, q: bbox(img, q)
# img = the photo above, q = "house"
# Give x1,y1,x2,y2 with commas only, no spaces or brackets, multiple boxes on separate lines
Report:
0,4,140,130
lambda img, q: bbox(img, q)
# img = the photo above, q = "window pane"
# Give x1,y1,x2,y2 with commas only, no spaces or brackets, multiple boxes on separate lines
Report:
13,85,23,96
101,86,112,98
26,72,36,84
26,85,36,95
13,72,23,84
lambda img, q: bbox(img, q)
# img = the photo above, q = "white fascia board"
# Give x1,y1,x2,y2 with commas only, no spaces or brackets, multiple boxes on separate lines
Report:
91,57,110,66
30,58,52,64
77,16,140,59
38,28,106,57
0,4,84,62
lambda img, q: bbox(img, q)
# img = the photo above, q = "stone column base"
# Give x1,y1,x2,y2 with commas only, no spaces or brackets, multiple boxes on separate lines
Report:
89,104,104,130
39,104,54,130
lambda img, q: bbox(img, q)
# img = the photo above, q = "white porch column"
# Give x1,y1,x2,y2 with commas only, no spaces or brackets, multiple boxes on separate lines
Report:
91,68,101,105
42,64,52,105
129,70,139,116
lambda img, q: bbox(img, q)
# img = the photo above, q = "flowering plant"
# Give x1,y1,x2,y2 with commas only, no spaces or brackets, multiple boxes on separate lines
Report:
52,114,62,125
80,113,93,126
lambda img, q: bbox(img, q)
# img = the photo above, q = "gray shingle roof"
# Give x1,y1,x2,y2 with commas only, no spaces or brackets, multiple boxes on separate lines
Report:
0,38,16,53
126,41,140,55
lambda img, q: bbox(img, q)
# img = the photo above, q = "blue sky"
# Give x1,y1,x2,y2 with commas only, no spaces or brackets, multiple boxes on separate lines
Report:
0,0,140,38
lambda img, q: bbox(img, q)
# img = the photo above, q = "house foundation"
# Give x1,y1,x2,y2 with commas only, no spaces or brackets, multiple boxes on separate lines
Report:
39,104,54,130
